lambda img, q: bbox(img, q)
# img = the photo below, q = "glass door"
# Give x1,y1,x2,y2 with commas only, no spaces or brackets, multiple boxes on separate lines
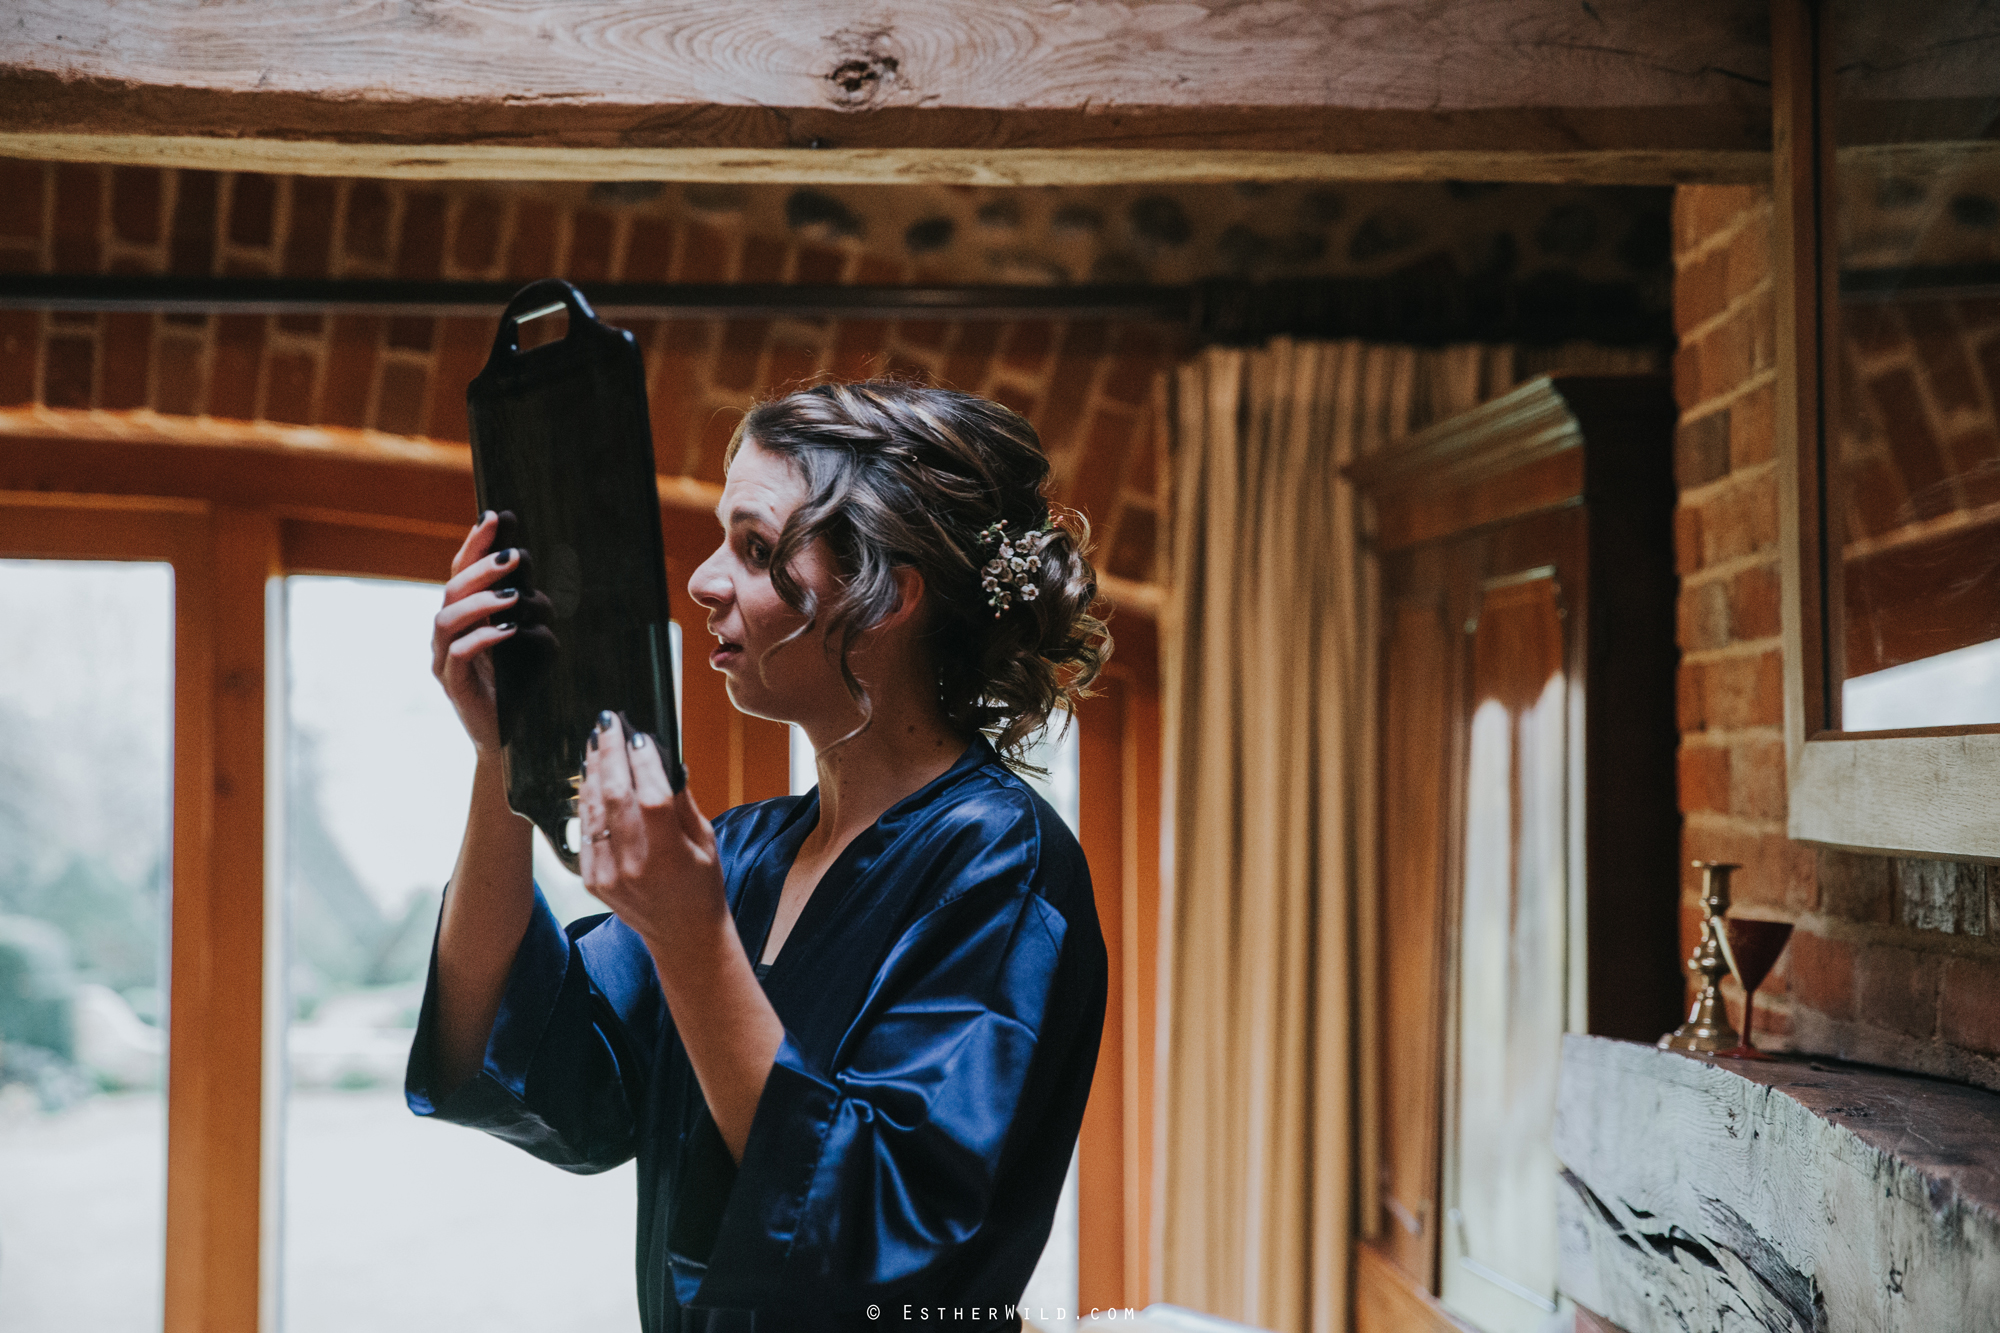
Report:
276,575,646,1332
0,560,175,1332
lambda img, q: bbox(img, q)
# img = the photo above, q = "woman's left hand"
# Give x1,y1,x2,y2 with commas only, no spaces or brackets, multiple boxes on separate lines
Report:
578,711,725,950
578,711,782,1161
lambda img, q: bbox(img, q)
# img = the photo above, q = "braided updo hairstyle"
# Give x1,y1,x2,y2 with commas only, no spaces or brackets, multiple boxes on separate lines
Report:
725,379,1110,764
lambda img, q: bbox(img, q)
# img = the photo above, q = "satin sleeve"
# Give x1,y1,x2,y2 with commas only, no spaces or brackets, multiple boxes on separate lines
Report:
404,885,666,1173
675,872,1075,1308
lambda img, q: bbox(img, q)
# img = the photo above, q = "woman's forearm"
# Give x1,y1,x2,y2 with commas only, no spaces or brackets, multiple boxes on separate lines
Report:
432,755,537,1095
646,912,785,1162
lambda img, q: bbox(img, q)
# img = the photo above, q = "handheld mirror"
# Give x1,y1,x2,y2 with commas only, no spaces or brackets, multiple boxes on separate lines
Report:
466,279,686,870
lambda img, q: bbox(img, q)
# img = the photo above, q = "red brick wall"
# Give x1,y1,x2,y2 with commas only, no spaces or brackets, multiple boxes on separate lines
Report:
0,160,1171,582
1672,184,2000,1091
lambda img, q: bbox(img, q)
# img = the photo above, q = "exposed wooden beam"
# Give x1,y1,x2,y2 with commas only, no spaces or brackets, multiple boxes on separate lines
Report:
0,133,1771,188
0,275,1194,323
1,0,1772,184
0,272,1677,349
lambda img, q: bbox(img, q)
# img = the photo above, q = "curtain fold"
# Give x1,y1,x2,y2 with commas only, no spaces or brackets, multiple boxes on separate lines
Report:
1157,339,1540,1332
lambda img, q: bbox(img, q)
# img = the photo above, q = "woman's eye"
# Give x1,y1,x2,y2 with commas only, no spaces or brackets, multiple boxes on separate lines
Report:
745,536,771,567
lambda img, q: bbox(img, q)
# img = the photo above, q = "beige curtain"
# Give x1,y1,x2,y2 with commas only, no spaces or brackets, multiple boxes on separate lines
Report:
1156,339,1524,1333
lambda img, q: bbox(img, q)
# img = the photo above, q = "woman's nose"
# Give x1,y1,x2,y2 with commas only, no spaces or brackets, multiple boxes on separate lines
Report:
687,547,730,610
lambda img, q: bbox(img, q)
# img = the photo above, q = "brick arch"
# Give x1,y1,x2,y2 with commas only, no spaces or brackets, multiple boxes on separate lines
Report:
0,159,1175,582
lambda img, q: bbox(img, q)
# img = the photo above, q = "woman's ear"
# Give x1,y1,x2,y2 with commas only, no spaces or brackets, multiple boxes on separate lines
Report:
882,565,927,629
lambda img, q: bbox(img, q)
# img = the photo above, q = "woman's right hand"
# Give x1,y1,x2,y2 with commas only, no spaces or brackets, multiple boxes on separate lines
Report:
433,511,524,757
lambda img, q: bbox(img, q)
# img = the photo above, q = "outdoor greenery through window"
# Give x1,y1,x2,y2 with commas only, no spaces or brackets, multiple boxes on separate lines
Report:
0,560,173,1332
279,576,655,1332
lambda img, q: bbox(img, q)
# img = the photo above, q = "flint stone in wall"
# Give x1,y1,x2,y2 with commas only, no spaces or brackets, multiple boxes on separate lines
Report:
1893,858,1994,936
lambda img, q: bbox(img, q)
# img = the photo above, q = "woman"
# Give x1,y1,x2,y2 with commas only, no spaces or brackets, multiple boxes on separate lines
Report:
408,380,1111,1330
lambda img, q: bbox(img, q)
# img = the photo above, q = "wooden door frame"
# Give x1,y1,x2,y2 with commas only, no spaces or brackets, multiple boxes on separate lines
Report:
1075,619,1162,1312
0,493,268,1333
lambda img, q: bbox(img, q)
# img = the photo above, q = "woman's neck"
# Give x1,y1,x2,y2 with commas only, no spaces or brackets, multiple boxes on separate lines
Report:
804,697,967,854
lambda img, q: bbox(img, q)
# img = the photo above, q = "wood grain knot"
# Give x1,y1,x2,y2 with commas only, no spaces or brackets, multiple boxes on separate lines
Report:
822,29,903,109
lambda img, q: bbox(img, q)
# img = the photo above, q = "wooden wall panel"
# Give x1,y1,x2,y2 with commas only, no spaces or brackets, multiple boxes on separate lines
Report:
0,490,208,558
1376,598,1451,1287
280,517,461,583
1352,1239,1478,1333
1078,618,1161,1310
733,708,794,807
1078,689,1127,1310
0,426,476,528
1120,667,1162,1307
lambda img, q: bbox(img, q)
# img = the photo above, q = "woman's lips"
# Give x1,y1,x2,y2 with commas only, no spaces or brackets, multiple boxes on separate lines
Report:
710,641,743,667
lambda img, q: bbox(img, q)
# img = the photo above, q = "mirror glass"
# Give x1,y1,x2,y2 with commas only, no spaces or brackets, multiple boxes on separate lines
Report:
1829,3,2000,731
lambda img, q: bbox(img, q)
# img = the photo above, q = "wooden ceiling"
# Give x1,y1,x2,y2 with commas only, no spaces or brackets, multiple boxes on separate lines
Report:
2,0,1772,185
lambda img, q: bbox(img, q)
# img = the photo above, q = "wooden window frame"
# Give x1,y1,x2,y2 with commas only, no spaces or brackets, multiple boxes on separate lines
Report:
0,493,269,1333
1075,618,1163,1312
0,410,1160,1328
1772,0,2000,860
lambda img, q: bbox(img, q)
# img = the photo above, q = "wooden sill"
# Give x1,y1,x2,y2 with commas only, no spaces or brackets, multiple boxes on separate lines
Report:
1556,1035,2000,1330
1352,1239,1479,1333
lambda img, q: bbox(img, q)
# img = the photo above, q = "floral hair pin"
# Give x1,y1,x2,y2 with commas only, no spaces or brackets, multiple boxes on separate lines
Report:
977,519,1052,618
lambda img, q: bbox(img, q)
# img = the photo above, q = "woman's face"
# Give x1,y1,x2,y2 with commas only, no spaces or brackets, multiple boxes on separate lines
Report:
688,438,847,726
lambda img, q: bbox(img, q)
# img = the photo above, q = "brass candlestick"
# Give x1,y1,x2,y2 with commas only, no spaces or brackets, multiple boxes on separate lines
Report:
1661,861,1742,1053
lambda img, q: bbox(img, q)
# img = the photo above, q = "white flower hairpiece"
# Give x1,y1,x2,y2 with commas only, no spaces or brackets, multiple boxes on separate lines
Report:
976,519,1053,618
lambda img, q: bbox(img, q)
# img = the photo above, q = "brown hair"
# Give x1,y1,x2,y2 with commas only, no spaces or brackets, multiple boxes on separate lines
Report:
725,379,1110,764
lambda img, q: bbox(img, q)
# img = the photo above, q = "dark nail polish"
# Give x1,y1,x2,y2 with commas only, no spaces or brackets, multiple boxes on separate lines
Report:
629,730,647,749
495,586,519,601
495,548,514,567
491,618,516,631
481,509,495,524
588,727,599,751
598,709,618,731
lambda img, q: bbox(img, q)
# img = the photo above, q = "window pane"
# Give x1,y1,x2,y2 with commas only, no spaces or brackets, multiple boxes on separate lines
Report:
790,722,816,795
1015,718,1079,1328
0,560,173,1333
280,576,645,1333
1842,636,2000,731
1017,718,1080,834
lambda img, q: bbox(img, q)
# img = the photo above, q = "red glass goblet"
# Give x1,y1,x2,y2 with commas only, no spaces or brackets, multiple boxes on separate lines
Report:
1716,918,1794,1060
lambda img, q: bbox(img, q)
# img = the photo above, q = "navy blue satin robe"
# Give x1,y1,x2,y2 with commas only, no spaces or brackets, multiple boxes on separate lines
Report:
406,738,1107,1330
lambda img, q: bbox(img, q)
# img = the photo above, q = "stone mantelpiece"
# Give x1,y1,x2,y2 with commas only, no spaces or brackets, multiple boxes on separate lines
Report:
1554,1035,2000,1333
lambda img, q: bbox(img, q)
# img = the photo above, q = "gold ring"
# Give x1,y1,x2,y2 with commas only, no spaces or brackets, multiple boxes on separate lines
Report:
588,829,613,843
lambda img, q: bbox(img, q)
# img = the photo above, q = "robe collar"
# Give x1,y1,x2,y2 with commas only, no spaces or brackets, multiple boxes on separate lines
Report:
729,734,999,973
